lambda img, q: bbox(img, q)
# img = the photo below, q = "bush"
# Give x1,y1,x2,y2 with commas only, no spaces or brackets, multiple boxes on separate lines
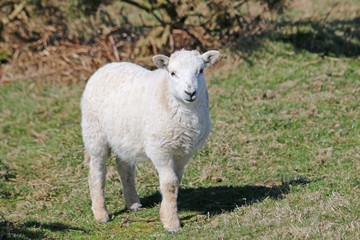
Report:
122,0,290,55
0,0,289,66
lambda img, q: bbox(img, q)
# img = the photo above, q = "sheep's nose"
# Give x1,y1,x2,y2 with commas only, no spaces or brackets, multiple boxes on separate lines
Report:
185,90,196,98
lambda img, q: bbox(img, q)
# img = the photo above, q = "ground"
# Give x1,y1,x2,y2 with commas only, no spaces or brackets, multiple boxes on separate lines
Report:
1,0,360,239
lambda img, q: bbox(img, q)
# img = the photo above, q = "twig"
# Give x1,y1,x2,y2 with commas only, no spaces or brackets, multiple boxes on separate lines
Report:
322,3,339,23
0,213,7,222
0,213,18,227
245,0,252,18
122,0,165,26
169,32,174,52
112,215,130,230
323,56,352,61
109,35,120,62
303,60,321,66
182,28,206,52
149,37,158,55
8,1,25,21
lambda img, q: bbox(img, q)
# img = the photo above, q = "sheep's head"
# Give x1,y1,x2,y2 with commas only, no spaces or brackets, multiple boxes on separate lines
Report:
153,50,220,104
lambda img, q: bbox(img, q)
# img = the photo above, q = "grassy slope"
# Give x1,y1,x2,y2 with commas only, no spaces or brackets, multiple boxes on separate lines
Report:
1,1,360,239
1,41,359,239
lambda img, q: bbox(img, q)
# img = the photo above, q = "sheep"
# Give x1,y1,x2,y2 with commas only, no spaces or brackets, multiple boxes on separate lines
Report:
80,49,220,233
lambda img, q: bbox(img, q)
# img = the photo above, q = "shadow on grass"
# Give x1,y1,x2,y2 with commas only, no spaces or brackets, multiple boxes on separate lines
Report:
271,17,360,57
0,160,17,200
139,177,312,216
0,220,86,240
229,16,360,62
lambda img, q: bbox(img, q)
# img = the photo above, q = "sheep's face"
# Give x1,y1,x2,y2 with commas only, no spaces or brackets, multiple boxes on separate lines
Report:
153,50,220,104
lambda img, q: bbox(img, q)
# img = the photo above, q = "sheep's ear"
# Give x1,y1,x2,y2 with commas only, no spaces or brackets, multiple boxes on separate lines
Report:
201,50,220,68
153,55,170,69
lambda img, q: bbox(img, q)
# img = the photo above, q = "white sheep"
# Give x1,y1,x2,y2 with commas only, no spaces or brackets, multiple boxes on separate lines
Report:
80,49,220,233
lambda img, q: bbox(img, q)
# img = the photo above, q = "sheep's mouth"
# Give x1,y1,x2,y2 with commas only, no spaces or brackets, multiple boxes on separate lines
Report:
184,96,197,103
185,98,196,102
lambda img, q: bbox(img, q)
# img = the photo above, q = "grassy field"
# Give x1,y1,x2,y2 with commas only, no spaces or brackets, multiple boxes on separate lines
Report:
1,1,360,239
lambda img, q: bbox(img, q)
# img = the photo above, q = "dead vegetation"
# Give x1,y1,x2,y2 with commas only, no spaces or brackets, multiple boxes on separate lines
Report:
1,0,358,86
0,0,289,85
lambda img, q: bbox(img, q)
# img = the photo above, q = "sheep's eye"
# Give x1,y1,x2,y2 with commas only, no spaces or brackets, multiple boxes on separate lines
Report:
199,69,204,74
171,72,176,77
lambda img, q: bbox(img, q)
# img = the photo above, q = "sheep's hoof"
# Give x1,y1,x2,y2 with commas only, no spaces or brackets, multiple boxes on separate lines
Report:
95,216,109,223
129,203,142,211
94,211,110,223
164,220,181,234
165,227,181,234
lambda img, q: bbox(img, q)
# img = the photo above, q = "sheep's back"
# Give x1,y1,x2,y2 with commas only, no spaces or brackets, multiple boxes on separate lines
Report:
81,62,168,162
81,63,151,109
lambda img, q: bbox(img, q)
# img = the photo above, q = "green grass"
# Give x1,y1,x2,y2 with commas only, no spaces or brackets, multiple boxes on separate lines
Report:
1,41,359,239
1,3,360,238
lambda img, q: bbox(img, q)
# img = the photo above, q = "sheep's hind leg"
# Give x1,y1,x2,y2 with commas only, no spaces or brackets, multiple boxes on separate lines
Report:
116,156,142,211
88,152,109,223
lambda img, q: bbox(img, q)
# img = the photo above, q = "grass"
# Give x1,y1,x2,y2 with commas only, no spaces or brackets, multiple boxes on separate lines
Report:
1,1,360,239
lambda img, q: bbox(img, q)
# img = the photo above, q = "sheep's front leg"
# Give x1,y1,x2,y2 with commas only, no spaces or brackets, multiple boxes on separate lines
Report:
116,156,142,211
156,166,181,233
89,155,109,222
174,158,189,183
